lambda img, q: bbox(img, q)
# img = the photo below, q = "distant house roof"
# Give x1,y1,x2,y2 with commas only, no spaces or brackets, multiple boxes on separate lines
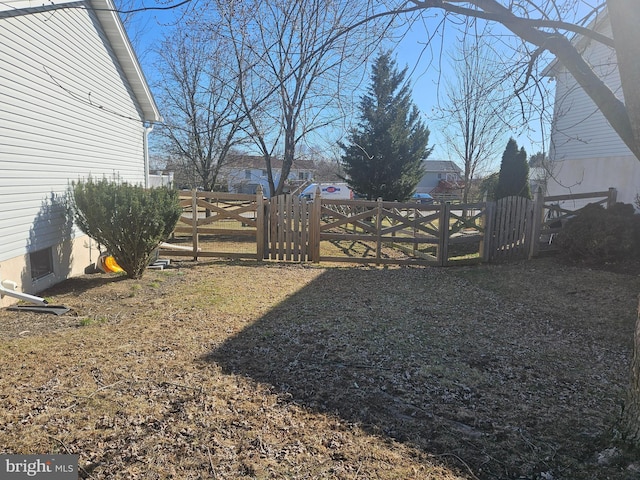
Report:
0,0,161,123
226,154,316,171
423,160,462,174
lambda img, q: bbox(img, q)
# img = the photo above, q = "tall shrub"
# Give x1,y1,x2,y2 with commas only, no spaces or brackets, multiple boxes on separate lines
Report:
71,178,182,279
495,138,531,199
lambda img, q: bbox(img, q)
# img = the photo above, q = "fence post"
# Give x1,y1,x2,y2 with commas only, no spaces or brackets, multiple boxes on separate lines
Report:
607,187,618,208
438,202,451,266
310,187,322,262
256,186,265,261
376,198,383,265
191,189,199,261
528,188,545,259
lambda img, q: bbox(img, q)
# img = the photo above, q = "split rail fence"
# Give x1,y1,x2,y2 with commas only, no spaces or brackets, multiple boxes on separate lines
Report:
160,187,618,266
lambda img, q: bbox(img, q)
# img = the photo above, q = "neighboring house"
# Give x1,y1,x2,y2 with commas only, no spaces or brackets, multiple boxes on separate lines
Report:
415,160,464,200
545,11,639,206
529,166,548,196
149,170,174,188
0,0,161,305
224,155,315,197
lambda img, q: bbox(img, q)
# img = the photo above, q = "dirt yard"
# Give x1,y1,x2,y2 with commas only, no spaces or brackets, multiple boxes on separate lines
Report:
1,255,639,479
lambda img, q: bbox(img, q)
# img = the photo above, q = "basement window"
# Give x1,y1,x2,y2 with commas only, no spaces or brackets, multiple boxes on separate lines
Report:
30,247,54,280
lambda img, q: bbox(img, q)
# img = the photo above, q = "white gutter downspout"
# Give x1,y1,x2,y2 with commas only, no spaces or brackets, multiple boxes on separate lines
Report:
0,280,48,306
143,122,154,188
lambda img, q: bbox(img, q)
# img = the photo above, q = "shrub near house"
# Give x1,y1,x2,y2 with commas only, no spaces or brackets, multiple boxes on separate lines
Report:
71,179,182,279
555,203,640,263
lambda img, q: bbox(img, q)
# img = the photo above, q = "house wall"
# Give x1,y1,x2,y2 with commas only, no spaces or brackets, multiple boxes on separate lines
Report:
0,236,98,307
415,161,462,194
0,1,149,302
227,166,314,196
547,20,639,205
227,168,269,195
546,155,640,206
416,172,461,192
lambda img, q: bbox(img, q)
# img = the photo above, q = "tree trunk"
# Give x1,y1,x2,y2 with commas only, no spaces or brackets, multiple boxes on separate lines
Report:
608,0,640,163
622,296,640,446
611,2,640,437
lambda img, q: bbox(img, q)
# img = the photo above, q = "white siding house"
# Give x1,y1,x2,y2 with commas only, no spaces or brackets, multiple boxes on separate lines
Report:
415,160,463,200
225,156,315,197
546,13,639,206
0,0,160,305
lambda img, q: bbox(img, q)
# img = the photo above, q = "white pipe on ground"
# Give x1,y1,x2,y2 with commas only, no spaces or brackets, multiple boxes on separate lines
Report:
0,280,48,306
159,242,200,252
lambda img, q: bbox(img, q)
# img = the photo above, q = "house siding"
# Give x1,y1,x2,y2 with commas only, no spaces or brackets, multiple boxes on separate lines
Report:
547,18,638,204
415,160,462,193
549,20,628,161
224,157,315,196
0,1,152,300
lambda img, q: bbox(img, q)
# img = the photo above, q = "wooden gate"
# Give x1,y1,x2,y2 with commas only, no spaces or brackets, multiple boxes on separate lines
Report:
266,195,312,261
490,195,534,262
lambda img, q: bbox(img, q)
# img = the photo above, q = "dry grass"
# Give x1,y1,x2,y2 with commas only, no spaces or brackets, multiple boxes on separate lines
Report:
1,255,639,479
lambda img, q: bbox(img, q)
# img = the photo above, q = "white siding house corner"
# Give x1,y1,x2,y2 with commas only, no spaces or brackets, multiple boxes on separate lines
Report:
545,10,639,207
0,0,161,305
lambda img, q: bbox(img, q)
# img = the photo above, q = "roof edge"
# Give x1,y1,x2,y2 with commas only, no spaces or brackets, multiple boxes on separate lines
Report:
89,0,161,123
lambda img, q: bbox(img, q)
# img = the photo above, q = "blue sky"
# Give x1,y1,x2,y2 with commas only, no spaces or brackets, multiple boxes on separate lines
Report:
122,0,552,173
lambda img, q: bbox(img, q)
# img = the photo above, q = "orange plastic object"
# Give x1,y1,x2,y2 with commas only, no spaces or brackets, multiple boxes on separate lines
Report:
103,256,124,273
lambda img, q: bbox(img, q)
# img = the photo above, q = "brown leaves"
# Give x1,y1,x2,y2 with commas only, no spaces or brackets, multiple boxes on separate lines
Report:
0,258,638,478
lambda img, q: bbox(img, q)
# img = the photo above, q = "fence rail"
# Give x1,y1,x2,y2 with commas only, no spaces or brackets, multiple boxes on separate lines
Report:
159,188,618,266
533,188,617,254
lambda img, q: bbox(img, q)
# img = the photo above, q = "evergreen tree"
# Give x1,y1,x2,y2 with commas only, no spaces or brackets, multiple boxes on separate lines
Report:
479,171,500,200
495,138,531,199
339,52,432,201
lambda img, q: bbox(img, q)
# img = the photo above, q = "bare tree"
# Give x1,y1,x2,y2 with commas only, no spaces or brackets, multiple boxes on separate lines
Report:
154,25,248,191
207,0,389,196
377,0,640,447
395,1,638,159
436,24,514,202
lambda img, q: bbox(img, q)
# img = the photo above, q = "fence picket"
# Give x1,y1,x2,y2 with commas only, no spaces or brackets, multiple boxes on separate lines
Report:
256,188,265,261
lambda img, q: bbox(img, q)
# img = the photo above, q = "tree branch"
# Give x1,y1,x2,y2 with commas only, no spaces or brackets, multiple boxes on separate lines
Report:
402,0,638,159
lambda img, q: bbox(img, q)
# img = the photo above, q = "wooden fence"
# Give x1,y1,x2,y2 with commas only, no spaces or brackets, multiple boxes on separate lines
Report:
160,188,618,266
168,190,265,260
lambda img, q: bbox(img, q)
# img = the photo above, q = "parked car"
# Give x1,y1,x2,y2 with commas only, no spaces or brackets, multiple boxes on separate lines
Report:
411,193,434,204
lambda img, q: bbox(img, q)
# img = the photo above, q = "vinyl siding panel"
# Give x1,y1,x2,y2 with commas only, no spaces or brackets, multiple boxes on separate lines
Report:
0,3,148,262
549,22,632,161
546,17,639,203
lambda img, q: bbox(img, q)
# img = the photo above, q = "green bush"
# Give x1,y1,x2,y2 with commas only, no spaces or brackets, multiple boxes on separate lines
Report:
555,202,640,264
71,178,182,279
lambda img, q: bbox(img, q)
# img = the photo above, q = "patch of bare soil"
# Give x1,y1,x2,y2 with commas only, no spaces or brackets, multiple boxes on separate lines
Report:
1,256,639,479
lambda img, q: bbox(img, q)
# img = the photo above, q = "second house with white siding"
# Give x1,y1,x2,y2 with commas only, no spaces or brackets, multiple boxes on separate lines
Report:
545,10,639,206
